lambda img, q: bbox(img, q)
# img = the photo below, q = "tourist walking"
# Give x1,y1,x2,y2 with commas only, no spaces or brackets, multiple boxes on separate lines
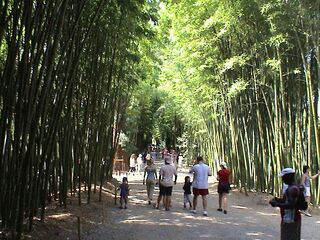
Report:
170,149,178,170
118,177,130,209
143,158,158,205
151,148,157,161
183,176,192,209
217,161,231,214
155,157,177,211
129,154,137,174
189,156,211,216
300,165,320,217
269,168,302,240
136,154,143,173
178,154,184,168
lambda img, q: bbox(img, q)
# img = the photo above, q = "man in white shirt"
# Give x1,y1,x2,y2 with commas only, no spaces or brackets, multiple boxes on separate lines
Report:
189,156,211,216
156,157,177,211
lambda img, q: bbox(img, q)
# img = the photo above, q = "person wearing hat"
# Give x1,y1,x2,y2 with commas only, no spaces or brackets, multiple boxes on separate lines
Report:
143,157,158,205
269,168,301,240
189,156,212,216
217,161,231,214
155,157,177,211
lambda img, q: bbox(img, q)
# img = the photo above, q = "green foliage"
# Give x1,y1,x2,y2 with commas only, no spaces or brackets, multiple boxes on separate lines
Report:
147,0,320,202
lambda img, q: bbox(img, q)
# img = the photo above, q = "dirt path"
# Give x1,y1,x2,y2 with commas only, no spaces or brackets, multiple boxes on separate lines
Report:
84,166,320,240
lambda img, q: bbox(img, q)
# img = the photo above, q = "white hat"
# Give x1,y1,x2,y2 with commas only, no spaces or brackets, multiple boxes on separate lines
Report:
146,154,151,160
278,168,295,177
220,162,227,168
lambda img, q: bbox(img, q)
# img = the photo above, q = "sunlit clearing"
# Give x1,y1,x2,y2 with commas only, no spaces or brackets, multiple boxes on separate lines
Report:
48,213,71,219
256,212,277,216
231,205,248,209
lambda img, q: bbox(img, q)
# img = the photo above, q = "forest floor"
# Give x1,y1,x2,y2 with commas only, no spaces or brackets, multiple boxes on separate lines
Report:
22,164,320,240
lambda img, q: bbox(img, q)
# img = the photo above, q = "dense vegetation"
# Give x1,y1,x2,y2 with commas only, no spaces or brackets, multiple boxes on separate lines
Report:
0,0,158,238
1,0,320,238
154,0,320,199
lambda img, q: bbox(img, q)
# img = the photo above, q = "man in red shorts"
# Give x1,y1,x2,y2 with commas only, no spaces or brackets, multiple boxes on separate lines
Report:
189,156,212,216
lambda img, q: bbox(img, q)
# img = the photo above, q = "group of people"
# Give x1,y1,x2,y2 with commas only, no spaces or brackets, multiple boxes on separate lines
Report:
118,154,232,217
128,147,180,175
119,151,319,240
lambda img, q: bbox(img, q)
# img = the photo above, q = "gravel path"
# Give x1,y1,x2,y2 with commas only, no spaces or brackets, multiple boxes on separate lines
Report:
84,165,320,240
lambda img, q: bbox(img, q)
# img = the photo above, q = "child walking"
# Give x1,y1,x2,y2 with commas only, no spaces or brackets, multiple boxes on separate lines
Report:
183,176,192,209
118,177,130,209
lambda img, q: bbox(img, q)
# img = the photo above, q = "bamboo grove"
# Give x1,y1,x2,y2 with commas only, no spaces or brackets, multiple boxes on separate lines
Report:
0,0,157,238
156,0,320,202
1,0,320,238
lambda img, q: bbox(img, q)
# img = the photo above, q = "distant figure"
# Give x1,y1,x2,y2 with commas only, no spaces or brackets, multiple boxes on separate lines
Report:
118,177,130,209
300,165,320,217
155,157,177,211
171,149,178,170
189,156,211,216
178,154,184,168
136,154,143,173
183,176,192,209
269,168,301,240
217,161,231,214
129,154,136,174
143,158,158,205
151,148,157,161
163,149,170,161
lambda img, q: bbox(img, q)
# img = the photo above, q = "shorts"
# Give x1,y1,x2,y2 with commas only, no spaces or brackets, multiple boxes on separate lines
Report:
218,182,230,194
159,185,173,196
304,186,311,197
193,188,209,196
184,194,192,203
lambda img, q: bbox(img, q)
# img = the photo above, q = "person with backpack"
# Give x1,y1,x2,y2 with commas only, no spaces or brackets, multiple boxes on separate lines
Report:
269,168,303,240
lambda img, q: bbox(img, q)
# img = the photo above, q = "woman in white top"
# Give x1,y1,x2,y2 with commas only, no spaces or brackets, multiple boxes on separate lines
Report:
301,165,320,217
129,154,137,173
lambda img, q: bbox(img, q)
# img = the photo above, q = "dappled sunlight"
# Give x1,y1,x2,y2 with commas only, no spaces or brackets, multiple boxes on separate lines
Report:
256,211,277,216
223,221,241,226
245,231,274,239
231,205,249,209
48,213,72,220
128,197,145,205
199,233,214,238
246,232,265,236
121,219,148,224
97,166,318,240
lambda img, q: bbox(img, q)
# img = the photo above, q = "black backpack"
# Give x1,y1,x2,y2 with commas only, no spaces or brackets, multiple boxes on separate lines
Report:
296,185,308,210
